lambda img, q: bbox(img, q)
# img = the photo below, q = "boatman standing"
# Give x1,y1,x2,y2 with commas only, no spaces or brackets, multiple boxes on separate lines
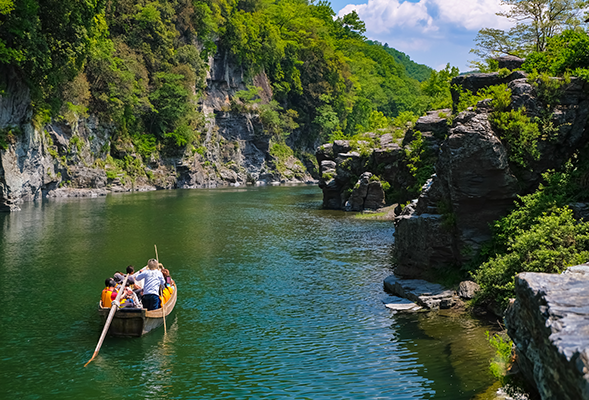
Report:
135,258,165,310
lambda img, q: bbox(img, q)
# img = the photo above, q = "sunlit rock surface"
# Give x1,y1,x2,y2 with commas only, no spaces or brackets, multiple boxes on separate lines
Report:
505,268,589,400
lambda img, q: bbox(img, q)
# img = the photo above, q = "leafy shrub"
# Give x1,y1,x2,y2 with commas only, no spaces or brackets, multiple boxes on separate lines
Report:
490,109,541,168
404,131,434,194
473,207,589,309
523,30,589,77
392,111,418,128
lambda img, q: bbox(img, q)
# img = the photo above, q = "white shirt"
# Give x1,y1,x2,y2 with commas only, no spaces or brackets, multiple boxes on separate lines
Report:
135,269,165,296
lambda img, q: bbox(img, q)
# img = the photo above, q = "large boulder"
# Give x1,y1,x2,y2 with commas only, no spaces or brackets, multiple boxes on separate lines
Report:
495,55,525,71
344,172,386,211
505,270,589,400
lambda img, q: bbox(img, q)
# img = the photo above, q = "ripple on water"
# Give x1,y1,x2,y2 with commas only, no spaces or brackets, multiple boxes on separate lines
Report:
0,186,498,399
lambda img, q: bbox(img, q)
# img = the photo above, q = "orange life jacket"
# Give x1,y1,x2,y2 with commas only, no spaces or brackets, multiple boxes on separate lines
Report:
162,287,172,304
101,287,115,308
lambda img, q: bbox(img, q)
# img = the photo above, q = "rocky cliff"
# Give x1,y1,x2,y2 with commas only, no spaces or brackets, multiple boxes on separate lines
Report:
315,109,450,211
393,72,589,278
505,267,589,400
0,51,312,211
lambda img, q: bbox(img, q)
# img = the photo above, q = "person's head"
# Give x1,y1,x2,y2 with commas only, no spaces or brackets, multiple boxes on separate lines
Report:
114,272,124,284
105,278,116,288
126,265,134,274
148,259,159,270
162,268,170,278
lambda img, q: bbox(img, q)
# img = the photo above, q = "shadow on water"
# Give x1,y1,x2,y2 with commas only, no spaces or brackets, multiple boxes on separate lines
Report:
392,311,499,400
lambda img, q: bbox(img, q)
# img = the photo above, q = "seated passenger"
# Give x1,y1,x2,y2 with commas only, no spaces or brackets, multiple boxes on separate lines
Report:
126,265,143,296
101,278,117,308
101,278,135,308
161,268,174,287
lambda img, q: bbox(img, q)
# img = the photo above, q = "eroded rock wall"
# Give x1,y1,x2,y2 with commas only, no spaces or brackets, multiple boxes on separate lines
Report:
505,269,589,400
393,73,589,278
0,48,312,210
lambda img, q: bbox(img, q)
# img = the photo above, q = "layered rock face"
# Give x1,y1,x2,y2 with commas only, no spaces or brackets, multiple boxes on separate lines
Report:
315,109,450,211
394,104,520,277
394,73,589,278
505,268,589,400
0,50,311,211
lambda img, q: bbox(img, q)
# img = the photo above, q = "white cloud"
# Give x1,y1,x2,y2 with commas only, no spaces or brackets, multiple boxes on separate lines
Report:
339,0,512,35
336,0,516,71
339,0,436,35
431,0,513,31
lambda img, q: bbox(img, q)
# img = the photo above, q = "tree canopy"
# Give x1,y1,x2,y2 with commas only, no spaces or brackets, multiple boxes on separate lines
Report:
0,0,453,153
471,0,588,64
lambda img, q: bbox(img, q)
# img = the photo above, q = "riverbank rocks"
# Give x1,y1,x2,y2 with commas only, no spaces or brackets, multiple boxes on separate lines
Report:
383,275,459,310
383,295,423,312
458,281,481,300
505,270,589,400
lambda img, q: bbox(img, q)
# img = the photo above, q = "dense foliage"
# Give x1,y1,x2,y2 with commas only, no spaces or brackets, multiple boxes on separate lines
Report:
366,40,432,82
0,0,451,159
523,29,589,78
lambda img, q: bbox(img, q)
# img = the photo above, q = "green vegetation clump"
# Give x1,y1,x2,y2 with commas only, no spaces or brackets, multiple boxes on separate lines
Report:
0,126,21,150
471,164,589,310
404,131,434,194
486,331,513,381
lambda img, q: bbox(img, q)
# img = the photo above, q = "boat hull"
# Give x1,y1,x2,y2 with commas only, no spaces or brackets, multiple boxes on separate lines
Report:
98,285,177,337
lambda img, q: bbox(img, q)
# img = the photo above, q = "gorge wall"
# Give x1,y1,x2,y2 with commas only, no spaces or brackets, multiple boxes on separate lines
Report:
393,72,589,278
0,51,313,211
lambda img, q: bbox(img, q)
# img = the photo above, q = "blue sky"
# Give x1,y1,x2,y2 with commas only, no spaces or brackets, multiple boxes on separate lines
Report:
328,0,513,72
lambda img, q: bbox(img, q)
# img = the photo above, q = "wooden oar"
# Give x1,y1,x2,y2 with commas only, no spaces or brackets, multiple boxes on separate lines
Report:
155,244,167,335
84,274,129,367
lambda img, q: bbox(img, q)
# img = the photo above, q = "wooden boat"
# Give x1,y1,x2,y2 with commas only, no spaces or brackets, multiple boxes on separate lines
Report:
98,284,177,337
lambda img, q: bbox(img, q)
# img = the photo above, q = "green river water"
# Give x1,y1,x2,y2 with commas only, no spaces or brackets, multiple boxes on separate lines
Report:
0,185,499,399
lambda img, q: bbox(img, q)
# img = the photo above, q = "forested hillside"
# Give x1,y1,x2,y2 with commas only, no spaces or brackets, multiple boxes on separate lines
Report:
0,0,449,163
367,41,432,82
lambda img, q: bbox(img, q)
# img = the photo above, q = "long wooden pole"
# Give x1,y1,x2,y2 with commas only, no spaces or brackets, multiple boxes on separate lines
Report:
85,274,129,367
155,244,167,335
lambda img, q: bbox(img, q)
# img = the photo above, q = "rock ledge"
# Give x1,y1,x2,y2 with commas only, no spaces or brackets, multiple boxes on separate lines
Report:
505,269,589,400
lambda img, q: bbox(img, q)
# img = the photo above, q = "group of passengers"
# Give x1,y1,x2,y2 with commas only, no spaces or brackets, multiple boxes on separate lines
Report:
101,259,175,311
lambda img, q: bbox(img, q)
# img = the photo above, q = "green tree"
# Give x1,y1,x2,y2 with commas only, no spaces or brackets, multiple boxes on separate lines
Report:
471,0,588,62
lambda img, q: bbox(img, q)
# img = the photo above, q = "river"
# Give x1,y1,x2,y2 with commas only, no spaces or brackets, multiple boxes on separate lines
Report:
0,185,499,399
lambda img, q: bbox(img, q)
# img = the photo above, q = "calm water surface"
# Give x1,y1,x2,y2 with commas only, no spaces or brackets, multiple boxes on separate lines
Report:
0,185,497,399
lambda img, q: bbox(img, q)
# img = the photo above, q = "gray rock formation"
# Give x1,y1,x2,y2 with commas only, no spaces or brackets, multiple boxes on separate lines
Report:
316,110,450,211
495,55,525,71
394,75,589,278
505,270,589,400
344,172,385,211
457,281,481,300
394,105,519,277
383,275,459,310
0,49,312,210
